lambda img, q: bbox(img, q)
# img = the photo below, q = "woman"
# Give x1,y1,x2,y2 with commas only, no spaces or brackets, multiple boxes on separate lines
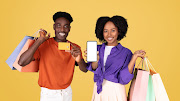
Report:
85,16,146,101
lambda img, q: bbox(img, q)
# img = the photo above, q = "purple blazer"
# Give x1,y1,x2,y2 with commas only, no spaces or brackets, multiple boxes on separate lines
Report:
86,43,134,94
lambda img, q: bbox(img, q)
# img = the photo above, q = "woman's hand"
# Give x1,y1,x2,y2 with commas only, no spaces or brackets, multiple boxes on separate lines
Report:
84,50,99,62
133,50,146,59
84,50,99,70
128,50,146,74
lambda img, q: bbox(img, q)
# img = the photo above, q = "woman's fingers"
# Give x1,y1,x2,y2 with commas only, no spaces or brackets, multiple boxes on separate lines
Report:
134,50,146,59
139,52,146,58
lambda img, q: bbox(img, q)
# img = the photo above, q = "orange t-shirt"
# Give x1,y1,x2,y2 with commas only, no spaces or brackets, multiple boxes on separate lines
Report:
34,38,81,89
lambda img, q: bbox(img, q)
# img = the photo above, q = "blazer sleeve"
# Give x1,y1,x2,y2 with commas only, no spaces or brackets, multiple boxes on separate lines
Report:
118,50,135,84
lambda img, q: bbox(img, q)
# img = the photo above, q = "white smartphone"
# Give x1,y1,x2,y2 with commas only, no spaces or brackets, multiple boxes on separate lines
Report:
87,41,97,62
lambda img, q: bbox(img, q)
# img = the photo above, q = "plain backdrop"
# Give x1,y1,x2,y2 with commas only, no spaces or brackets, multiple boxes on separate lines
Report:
0,0,180,100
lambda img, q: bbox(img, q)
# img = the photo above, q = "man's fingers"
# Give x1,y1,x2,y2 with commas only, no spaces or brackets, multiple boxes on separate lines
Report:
73,52,80,57
65,50,71,52
48,33,51,37
70,43,76,48
40,29,47,35
70,43,80,50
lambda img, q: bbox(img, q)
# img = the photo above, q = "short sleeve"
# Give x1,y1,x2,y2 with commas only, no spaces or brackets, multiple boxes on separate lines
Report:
33,48,40,60
118,50,134,84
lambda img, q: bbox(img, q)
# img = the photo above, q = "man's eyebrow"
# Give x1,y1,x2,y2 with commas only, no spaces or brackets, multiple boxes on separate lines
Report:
64,24,70,26
55,23,70,26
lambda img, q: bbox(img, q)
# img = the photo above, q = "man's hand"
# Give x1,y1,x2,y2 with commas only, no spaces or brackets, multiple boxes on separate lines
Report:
69,43,82,62
38,28,50,43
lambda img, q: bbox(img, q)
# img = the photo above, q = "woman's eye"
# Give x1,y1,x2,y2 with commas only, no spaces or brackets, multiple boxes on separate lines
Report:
112,30,115,32
104,30,107,33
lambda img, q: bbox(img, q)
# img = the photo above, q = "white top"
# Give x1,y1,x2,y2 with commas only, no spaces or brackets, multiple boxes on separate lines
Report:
103,46,115,71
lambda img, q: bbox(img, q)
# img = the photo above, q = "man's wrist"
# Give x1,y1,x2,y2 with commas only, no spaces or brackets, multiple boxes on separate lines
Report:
77,58,84,64
37,37,45,44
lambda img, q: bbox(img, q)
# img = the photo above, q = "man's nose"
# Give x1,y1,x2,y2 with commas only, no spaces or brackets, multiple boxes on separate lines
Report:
60,27,64,32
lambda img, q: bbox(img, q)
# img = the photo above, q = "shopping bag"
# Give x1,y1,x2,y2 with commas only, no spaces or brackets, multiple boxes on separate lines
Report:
146,58,170,101
146,75,155,101
13,39,39,72
6,36,34,70
6,30,40,70
128,58,150,101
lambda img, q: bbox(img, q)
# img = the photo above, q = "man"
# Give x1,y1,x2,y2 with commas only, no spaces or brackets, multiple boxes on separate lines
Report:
18,11,88,101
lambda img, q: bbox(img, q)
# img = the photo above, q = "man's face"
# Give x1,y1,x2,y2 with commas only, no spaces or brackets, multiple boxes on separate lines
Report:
53,17,71,41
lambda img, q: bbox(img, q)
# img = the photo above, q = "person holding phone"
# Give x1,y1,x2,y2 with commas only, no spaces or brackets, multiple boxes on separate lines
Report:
84,16,146,101
18,11,88,101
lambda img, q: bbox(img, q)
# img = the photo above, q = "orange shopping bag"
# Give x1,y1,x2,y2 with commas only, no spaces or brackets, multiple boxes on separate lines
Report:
12,30,40,72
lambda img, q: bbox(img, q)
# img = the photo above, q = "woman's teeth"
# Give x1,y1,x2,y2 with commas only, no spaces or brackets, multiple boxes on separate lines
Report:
108,38,113,41
59,33,65,36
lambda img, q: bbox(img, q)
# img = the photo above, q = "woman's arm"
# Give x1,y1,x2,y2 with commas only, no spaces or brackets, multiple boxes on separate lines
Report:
84,50,99,70
128,50,146,74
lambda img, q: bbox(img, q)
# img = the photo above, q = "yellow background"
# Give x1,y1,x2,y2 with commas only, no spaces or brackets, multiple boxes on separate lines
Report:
0,0,179,100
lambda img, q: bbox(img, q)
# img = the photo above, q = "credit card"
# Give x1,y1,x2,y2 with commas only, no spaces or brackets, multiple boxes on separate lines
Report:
58,42,70,50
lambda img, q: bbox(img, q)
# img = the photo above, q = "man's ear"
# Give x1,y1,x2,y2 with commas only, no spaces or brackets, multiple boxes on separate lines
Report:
69,26,71,31
53,24,55,30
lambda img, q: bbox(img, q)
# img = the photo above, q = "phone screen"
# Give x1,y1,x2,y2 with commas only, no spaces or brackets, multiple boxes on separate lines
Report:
87,41,97,62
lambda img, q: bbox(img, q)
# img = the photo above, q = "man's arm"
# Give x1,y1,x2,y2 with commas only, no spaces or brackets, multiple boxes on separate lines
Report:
70,44,88,73
18,29,50,66
77,59,88,72
18,37,44,66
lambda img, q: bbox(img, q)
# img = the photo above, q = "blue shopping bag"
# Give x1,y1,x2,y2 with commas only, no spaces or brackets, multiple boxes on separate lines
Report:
6,36,34,70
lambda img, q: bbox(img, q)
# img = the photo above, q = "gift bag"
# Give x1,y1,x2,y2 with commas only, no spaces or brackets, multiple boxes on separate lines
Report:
146,58,170,101
146,75,156,101
128,58,150,101
6,30,40,71
13,39,39,72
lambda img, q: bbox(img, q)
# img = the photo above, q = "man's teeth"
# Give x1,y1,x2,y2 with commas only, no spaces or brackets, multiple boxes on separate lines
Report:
59,33,65,36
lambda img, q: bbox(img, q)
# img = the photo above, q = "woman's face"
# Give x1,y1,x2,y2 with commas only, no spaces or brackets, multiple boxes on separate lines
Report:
103,21,119,46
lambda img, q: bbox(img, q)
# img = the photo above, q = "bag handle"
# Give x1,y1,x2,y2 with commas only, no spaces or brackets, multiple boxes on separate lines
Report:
136,58,143,69
145,57,157,73
136,57,150,71
144,57,149,71
32,30,41,40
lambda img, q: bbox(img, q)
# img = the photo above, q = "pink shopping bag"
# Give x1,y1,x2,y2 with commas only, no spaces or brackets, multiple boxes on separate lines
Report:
128,69,149,101
128,58,150,101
